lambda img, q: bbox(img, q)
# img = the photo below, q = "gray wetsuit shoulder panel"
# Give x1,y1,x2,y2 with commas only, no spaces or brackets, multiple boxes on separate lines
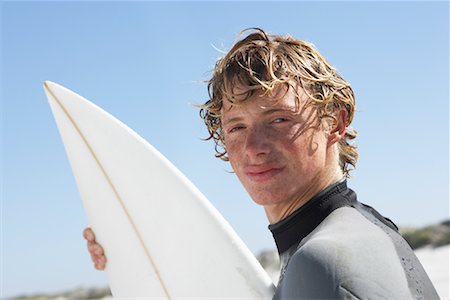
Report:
270,180,439,300
275,208,410,299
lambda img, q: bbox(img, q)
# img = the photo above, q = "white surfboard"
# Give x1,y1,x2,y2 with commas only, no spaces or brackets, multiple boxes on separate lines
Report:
44,81,275,299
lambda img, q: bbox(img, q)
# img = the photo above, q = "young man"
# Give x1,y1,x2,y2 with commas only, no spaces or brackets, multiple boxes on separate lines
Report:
84,29,439,299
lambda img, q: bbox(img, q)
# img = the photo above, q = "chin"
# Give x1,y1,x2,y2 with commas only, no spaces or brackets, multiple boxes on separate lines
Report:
249,191,286,207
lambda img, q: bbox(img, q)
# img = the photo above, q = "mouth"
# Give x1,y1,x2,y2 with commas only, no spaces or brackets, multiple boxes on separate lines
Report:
244,166,285,182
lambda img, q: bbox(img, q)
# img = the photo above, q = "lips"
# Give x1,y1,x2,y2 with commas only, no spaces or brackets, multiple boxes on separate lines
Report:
244,165,285,182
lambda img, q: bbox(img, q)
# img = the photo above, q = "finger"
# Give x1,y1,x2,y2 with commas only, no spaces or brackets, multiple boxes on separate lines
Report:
98,255,107,266
93,244,104,256
87,241,96,254
83,227,95,242
89,249,98,264
88,243,105,263
94,262,104,270
95,256,107,270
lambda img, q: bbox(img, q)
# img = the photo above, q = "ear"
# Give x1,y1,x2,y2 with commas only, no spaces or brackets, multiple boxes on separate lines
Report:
327,108,347,147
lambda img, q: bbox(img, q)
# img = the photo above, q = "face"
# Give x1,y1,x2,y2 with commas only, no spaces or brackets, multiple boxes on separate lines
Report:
221,84,333,207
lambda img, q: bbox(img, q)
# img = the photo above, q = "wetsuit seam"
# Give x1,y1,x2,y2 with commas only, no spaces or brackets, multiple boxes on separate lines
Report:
339,285,362,300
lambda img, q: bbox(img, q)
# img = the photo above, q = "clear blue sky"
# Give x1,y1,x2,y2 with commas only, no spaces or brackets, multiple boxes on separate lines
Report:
2,1,449,298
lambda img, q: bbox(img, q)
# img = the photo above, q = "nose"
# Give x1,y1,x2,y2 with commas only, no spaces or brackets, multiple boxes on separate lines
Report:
244,125,271,161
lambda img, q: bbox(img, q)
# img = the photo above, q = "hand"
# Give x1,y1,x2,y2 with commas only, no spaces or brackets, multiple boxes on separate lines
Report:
83,227,107,270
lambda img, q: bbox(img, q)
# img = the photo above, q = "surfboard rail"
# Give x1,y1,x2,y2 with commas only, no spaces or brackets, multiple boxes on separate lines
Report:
44,81,276,299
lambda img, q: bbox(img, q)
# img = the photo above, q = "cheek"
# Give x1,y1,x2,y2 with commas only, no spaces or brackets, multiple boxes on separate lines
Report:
225,139,238,158
283,126,314,152
225,140,241,168
224,131,247,156
285,129,327,168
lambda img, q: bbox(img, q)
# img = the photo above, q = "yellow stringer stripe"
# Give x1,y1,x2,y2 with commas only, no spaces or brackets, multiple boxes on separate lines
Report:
44,82,171,299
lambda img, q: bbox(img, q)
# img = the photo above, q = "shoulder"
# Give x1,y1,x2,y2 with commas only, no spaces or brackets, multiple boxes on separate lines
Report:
276,207,411,299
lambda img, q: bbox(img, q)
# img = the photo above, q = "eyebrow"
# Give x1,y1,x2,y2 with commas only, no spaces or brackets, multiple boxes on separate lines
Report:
222,108,295,126
261,107,294,115
222,116,243,127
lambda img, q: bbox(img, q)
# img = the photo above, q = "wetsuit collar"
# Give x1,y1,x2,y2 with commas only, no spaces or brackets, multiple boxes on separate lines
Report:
268,179,358,254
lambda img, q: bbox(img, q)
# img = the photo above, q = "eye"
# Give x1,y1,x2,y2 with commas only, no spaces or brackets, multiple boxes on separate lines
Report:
272,117,289,124
228,125,245,134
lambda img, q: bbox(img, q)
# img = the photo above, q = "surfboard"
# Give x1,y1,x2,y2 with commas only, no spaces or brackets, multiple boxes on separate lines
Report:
44,81,275,299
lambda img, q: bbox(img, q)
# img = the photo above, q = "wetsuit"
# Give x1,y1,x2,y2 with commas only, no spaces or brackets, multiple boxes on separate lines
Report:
269,180,439,300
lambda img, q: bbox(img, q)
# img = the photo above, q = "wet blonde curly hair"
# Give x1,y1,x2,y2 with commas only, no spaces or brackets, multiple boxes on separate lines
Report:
200,28,358,177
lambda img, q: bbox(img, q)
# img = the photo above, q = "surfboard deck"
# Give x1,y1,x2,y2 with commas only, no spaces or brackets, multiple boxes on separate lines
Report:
44,81,275,299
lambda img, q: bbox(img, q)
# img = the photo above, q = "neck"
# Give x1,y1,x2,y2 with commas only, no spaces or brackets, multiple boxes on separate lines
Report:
264,168,343,224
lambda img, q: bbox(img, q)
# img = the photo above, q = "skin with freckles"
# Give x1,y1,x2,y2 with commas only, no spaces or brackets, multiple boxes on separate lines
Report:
222,84,347,224
82,84,348,271
81,28,357,271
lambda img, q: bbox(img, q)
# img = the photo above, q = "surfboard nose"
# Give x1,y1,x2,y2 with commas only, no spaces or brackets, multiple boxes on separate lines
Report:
44,81,81,110
44,81,57,107
43,81,59,101
44,80,56,89
43,81,63,95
